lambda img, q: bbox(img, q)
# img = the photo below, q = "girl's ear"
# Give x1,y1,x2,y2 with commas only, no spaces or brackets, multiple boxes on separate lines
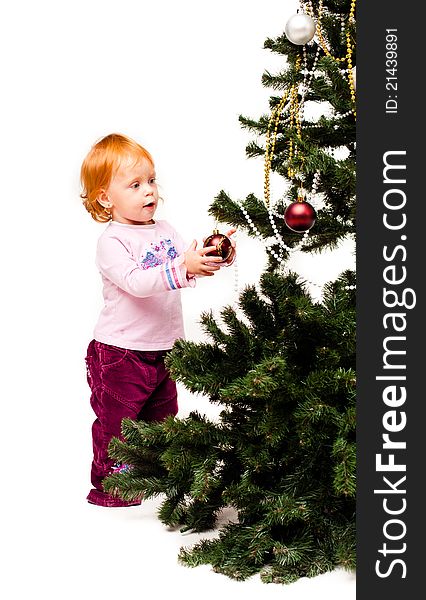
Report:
97,190,112,209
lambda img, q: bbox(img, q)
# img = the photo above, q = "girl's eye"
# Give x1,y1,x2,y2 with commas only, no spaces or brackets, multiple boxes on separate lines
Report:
131,182,140,189
149,178,156,184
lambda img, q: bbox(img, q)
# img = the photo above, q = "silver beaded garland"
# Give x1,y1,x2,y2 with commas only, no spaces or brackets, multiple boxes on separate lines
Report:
237,188,355,293
237,199,309,264
236,2,356,295
232,231,239,299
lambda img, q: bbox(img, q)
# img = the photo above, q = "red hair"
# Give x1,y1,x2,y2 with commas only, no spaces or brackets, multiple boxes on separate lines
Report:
80,133,154,223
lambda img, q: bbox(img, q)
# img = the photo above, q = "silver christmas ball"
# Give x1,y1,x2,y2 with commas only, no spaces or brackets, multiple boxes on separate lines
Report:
285,13,316,45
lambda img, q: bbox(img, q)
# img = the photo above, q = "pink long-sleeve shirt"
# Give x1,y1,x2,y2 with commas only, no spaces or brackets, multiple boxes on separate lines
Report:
93,220,195,351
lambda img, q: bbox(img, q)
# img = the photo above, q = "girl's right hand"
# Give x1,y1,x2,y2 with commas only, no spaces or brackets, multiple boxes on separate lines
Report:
184,240,223,277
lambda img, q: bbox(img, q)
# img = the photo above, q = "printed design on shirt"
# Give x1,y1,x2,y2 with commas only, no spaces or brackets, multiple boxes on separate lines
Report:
139,238,178,270
139,237,183,291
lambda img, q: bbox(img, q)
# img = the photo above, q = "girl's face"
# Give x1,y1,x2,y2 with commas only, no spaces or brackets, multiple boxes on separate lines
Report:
103,157,159,225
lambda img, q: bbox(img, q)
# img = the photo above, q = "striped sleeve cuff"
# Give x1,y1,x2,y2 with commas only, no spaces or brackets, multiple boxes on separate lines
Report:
160,255,196,291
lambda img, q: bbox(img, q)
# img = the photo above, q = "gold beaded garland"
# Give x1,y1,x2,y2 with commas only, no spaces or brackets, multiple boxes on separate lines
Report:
264,56,304,207
304,0,357,115
241,3,357,292
264,89,291,207
264,0,357,209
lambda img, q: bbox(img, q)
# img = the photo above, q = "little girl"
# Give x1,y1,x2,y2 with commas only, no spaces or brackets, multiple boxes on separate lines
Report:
80,133,236,507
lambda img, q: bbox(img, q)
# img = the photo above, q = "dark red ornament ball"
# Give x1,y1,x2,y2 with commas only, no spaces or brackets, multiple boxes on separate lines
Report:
203,230,233,262
284,200,316,232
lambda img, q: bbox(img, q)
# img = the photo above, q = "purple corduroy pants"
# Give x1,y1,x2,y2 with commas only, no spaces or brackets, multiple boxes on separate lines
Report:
85,339,178,507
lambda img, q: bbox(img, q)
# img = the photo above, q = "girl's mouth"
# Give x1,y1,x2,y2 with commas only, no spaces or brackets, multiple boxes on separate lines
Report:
144,202,155,208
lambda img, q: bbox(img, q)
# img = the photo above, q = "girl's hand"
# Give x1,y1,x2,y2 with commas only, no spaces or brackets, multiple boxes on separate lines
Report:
221,227,237,266
201,228,237,250
225,227,237,243
184,240,223,277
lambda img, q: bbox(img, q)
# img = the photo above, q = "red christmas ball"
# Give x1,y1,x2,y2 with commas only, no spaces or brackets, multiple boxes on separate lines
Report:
203,230,233,262
284,200,316,232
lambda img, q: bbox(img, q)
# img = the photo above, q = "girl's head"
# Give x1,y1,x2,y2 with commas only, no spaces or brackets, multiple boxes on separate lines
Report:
80,133,156,223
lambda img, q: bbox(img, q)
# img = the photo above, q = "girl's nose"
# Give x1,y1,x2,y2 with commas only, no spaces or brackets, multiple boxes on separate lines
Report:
144,183,154,195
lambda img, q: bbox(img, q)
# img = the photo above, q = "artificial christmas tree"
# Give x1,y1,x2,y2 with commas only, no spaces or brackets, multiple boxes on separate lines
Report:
104,0,356,584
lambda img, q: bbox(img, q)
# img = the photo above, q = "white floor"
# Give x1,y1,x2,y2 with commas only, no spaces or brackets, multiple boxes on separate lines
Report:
77,500,356,600
2,375,355,600
4,499,355,600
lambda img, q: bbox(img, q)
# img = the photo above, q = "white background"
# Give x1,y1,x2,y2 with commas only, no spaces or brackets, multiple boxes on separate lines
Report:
1,1,355,598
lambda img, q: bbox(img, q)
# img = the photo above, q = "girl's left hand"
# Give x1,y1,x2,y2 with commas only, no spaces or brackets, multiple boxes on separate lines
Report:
225,227,237,247
222,228,237,266
203,227,237,267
